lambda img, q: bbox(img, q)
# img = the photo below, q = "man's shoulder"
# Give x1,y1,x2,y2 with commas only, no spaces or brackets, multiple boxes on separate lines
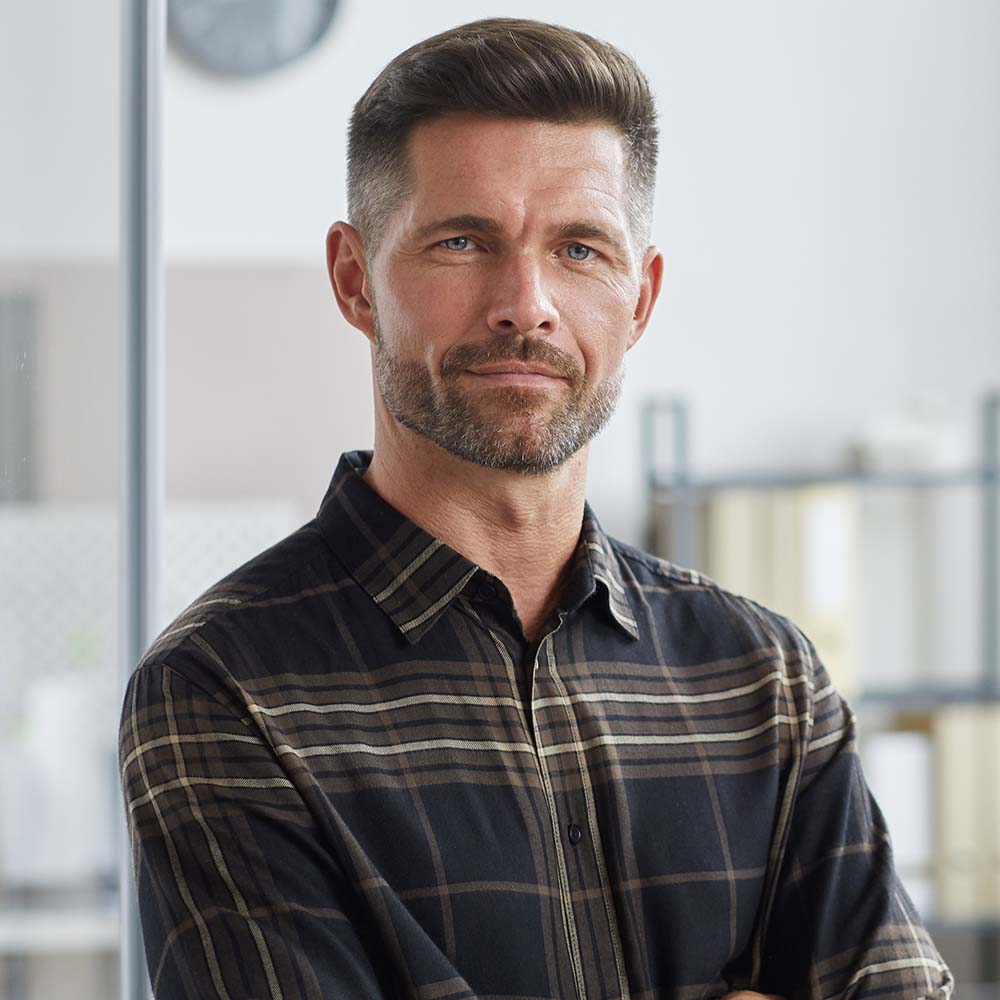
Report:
136,516,337,674
606,534,812,661
606,533,711,589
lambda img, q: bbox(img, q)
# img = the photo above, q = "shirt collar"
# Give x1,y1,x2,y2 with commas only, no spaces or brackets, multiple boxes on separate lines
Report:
317,450,639,644
576,506,641,639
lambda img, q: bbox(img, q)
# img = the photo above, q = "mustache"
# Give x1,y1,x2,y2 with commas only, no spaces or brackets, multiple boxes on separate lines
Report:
440,336,582,382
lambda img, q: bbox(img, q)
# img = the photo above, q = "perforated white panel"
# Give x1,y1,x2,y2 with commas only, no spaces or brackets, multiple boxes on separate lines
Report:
0,501,300,887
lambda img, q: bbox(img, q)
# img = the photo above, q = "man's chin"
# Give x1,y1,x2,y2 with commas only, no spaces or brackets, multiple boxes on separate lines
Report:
436,421,583,475
444,444,575,476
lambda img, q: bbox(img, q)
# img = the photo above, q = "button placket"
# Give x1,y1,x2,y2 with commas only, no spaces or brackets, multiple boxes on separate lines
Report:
531,622,589,1000
482,621,586,998
541,625,632,1000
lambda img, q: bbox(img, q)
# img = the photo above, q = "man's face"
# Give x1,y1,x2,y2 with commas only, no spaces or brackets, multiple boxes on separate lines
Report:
366,113,654,475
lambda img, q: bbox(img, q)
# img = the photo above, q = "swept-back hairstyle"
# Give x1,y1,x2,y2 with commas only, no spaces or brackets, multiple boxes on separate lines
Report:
346,17,658,260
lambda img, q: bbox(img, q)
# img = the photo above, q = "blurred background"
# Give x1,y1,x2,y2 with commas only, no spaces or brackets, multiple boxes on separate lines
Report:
1,1,998,997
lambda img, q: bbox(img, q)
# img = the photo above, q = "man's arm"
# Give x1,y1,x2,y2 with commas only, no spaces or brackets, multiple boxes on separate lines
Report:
752,630,953,1000
119,658,395,999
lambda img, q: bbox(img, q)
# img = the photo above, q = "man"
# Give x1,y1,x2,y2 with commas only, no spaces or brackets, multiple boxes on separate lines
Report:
120,17,953,1000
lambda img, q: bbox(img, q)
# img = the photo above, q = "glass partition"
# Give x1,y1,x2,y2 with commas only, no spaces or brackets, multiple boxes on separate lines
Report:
0,5,124,998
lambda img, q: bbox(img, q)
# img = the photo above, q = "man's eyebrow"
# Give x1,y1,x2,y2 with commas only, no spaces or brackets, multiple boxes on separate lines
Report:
554,220,629,253
410,215,504,242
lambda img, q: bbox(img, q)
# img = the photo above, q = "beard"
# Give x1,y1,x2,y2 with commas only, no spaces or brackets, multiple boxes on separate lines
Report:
372,309,623,476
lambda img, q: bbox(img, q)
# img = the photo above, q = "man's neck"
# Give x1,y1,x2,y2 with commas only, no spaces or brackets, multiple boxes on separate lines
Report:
363,421,589,641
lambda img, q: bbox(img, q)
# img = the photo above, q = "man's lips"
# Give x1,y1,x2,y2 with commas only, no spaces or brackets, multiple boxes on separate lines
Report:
463,362,567,384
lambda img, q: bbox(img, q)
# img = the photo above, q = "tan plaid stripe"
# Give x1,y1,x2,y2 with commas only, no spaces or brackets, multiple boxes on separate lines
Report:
119,450,954,999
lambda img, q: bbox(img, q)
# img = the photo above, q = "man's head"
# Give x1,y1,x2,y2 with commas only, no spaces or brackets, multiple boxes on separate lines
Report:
327,19,663,476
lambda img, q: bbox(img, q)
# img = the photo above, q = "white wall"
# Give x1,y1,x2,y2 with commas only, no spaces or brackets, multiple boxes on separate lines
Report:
3,0,999,544
0,3,120,258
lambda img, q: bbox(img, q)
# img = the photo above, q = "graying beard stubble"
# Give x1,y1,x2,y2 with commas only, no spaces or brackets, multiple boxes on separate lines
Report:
371,304,624,474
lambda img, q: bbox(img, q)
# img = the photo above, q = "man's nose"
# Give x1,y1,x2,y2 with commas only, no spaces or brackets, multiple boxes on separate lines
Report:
485,250,559,337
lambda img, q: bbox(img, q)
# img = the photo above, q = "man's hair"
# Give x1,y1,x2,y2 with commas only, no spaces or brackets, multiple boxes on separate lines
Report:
346,17,658,261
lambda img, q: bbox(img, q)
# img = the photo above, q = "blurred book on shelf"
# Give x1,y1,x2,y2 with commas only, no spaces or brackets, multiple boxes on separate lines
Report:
699,484,861,700
861,724,935,916
932,705,1000,920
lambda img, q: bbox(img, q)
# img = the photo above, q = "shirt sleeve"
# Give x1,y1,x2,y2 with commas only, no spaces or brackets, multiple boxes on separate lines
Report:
119,658,397,1000
754,631,954,1000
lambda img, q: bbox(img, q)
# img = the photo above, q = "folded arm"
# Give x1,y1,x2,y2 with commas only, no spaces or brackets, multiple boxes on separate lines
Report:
750,631,953,999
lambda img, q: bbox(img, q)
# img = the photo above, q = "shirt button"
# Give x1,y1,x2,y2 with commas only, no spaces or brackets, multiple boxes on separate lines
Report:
567,822,582,845
477,581,498,601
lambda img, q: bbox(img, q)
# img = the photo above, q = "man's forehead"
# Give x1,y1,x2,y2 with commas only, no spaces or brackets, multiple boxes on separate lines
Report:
396,114,631,235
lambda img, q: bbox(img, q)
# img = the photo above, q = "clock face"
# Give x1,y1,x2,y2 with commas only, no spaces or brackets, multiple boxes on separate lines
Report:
168,0,340,77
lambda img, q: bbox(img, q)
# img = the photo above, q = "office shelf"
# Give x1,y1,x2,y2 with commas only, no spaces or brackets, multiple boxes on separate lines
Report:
857,686,1000,709
0,906,117,955
641,389,1000,701
649,466,996,493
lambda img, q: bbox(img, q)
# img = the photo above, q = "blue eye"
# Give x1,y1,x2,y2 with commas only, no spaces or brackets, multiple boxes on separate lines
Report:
441,236,471,251
566,243,592,261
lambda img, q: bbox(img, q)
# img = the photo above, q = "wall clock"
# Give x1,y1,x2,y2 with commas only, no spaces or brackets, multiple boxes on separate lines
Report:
168,0,340,78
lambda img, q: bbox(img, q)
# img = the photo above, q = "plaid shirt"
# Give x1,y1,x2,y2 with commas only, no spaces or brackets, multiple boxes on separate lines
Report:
120,449,952,1000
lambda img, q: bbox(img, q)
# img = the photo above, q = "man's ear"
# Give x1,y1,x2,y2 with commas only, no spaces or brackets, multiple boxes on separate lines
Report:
326,221,376,344
626,245,665,351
